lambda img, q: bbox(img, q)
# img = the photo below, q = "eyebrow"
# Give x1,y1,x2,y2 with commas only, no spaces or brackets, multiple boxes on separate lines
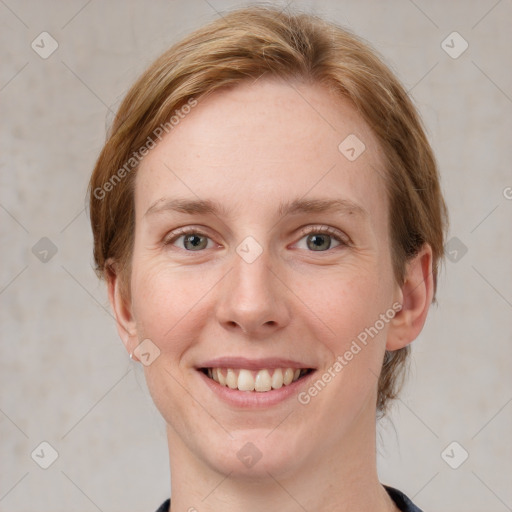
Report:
144,196,368,219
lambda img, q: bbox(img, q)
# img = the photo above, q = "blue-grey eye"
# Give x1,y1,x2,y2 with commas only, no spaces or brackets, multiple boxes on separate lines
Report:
181,233,209,251
307,233,335,251
295,230,343,251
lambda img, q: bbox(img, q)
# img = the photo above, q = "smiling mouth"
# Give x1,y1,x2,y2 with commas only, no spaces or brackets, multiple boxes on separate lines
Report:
200,367,315,392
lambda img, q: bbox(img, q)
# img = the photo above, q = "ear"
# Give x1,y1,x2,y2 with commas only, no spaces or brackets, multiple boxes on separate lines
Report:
106,261,139,358
386,244,434,351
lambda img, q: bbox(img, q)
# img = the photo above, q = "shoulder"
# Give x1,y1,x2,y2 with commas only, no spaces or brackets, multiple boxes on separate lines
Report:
154,498,170,512
385,485,424,512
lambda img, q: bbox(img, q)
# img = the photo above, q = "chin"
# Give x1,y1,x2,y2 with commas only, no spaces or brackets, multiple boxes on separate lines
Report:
199,427,308,480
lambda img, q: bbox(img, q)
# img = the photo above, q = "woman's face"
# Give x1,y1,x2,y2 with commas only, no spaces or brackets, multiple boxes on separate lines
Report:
119,77,404,477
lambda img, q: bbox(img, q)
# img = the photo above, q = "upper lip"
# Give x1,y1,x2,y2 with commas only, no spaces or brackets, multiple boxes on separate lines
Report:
197,357,315,370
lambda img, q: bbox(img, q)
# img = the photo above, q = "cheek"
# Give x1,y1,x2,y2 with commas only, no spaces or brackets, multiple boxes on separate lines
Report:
297,265,392,346
130,262,220,429
130,246,396,356
296,261,395,406
130,259,220,352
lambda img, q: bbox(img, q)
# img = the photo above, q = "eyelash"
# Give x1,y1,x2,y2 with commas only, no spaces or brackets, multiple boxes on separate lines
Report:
163,225,350,252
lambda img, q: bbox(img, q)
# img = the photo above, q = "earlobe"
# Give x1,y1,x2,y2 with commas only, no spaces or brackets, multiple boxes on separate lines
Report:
106,262,138,356
386,244,434,351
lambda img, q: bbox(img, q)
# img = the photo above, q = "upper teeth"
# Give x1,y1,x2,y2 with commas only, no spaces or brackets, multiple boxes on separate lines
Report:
206,368,307,392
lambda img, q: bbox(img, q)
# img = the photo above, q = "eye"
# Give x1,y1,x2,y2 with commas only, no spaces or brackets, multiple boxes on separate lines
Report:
163,225,349,253
295,226,348,252
163,227,215,251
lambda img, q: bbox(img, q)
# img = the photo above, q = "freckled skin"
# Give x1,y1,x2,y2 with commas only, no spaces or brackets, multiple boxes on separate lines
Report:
110,77,428,512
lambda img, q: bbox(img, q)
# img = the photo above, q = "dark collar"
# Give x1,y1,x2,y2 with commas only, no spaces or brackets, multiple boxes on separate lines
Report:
154,485,423,512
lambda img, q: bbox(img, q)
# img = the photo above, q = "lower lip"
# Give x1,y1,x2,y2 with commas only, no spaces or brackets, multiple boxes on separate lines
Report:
197,370,316,409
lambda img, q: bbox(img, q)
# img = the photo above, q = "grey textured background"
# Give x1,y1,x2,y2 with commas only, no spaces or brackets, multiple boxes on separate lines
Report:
1,1,511,511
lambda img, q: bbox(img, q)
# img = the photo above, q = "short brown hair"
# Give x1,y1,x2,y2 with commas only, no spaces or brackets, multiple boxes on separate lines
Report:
88,5,448,414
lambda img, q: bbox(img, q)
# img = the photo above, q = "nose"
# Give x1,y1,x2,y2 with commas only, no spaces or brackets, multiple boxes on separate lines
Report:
214,247,291,337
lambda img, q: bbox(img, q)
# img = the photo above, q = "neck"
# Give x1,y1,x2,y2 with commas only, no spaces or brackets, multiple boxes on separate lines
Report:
165,405,397,512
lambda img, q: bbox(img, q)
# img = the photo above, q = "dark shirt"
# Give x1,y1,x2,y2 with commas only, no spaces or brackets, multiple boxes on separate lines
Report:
154,485,423,512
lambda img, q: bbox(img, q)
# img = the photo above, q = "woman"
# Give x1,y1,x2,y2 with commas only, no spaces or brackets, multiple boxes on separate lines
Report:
89,5,448,511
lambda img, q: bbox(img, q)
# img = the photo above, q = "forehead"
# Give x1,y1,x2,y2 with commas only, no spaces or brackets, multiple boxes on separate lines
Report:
135,77,388,226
